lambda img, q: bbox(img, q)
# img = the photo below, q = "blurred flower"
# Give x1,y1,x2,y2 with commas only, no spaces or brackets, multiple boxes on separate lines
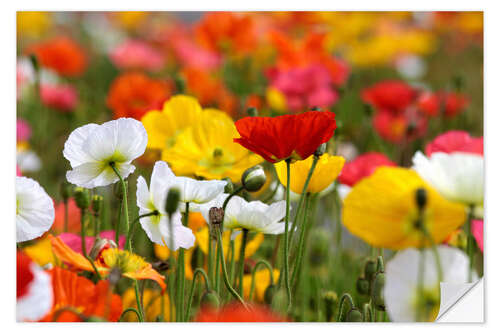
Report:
49,235,166,290
425,130,483,156
26,36,87,77
338,152,396,187
58,231,125,255
109,11,148,31
40,84,78,112
16,176,55,242
194,303,287,322
362,80,416,113
242,268,280,302
63,118,147,188
385,246,472,322
107,72,171,120
266,87,287,112
141,95,202,151
169,28,221,70
342,167,466,250
16,144,42,173
412,151,483,206
17,119,31,142
417,91,469,117
234,111,337,163
163,109,263,182
51,198,81,234
110,40,165,71
373,108,427,143
136,161,195,249
199,193,288,234
122,287,172,322
23,237,55,267
17,251,53,322
275,153,345,194
17,12,52,39
395,55,427,80
472,219,483,252
40,267,122,322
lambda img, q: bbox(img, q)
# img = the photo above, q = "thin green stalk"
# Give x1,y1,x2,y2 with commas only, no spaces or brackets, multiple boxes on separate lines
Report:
115,199,122,245
207,233,214,289
176,202,189,321
80,208,87,257
249,260,274,301
282,159,292,309
185,268,211,320
416,246,426,322
223,186,244,211
237,228,249,295
214,240,221,293
363,303,372,322
466,205,476,282
134,280,145,322
336,293,355,322
126,211,159,252
290,193,311,287
119,307,141,322
110,163,130,240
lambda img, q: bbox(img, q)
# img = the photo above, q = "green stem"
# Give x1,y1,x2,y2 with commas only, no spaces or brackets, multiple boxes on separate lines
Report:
363,303,372,322
466,205,475,282
80,208,87,257
290,193,311,287
133,281,145,322
115,199,122,245
336,293,355,322
282,159,292,309
223,186,244,211
110,163,130,242
126,211,159,252
176,202,189,321
119,307,141,322
185,268,211,320
416,247,426,322
249,260,274,301
237,229,249,295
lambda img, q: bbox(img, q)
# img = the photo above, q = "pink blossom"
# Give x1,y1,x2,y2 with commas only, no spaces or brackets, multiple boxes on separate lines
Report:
425,130,483,156
16,119,31,142
110,40,165,71
472,219,483,252
16,165,22,176
170,35,221,70
40,84,78,112
59,231,126,255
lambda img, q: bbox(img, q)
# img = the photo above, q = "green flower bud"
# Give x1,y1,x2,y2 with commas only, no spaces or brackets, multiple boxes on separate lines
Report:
29,53,40,73
247,107,259,117
314,143,327,157
201,290,220,308
60,181,73,202
322,291,338,321
356,277,370,295
222,177,234,193
241,165,266,192
264,284,276,305
91,195,104,215
364,259,377,281
74,187,90,210
371,272,386,311
345,308,364,322
165,187,181,215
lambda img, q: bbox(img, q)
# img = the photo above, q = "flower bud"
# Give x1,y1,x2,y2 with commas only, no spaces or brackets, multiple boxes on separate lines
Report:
86,316,106,322
314,143,327,157
29,53,40,73
322,291,338,321
74,187,90,210
264,284,276,305
222,177,234,193
356,277,370,295
60,181,72,202
241,165,266,192
201,290,220,309
371,272,386,311
209,207,224,228
89,237,117,260
91,195,104,216
165,187,181,216
113,180,127,200
345,308,363,322
310,106,322,111
247,107,259,117
364,259,377,281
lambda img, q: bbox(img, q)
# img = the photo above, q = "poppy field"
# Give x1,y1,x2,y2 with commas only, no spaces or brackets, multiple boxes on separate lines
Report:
16,11,484,323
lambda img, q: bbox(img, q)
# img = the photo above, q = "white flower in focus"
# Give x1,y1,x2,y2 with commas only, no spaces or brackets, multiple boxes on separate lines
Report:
16,176,55,242
384,246,473,322
199,193,289,234
412,151,483,206
136,161,195,250
63,118,147,188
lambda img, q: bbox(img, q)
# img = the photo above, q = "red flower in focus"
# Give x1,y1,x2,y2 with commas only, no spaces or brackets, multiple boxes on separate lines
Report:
194,303,287,322
51,198,81,234
106,72,171,119
40,84,78,112
234,111,336,163
373,109,427,143
362,80,416,113
26,37,87,77
472,220,483,252
338,152,396,187
40,267,122,322
425,130,483,156
418,91,469,117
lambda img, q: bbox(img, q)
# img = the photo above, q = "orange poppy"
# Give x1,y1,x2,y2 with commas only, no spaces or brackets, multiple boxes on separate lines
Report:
40,267,122,322
26,36,87,77
49,235,166,291
106,72,171,120
194,303,287,322
51,198,81,234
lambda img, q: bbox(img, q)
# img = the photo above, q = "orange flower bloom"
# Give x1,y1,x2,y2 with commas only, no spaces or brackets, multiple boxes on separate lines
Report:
51,198,81,234
40,267,122,322
194,303,287,322
49,235,166,291
26,36,87,77
195,12,257,55
107,72,171,120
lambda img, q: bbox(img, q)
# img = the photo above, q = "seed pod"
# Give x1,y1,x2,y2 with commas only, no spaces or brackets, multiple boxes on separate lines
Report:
345,308,364,322
241,165,266,192
322,291,338,321
73,187,90,210
356,277,370,295
165,187,181,215
201,290,220,309
364,259,377,281
371,272,386,311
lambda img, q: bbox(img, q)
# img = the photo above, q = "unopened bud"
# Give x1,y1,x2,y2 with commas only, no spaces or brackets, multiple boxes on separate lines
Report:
415,188,427,211
241,165,266,192
60,181,72,202
314,143,327,157
371,272,386,311
90,238,117,260
356,277,370,295
247,107,259,117
264,284,276,305
165,187,181,215
74,187,90,210
310,107,322,111
86,316,106,322
322,291,338,321
209,207,224,227
345,308,363,322
364,260,377,281
222,177,234,193
91,195,104,216
201,290,220,308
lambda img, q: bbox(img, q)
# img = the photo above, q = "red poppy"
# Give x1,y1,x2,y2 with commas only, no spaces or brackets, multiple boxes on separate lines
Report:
373,109,427,143
417,91,469,117
425,130,483,156
17,251,34,299
40,267,122,322
362,80,416,113
442,92,469,117
234,111,337,163
338,152,396,187
194,303,287,322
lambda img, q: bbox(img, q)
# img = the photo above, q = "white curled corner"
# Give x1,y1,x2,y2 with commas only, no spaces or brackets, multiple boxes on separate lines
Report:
436,278,484,322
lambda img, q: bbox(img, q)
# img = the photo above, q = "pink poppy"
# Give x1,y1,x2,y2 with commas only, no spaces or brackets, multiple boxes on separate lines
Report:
425,130,483,156
58,231,126,255
109,40,165,71
472,219,483,252
17,119,31,142
40,84,78,112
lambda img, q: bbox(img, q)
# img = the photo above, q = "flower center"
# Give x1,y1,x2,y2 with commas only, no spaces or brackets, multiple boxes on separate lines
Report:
101,248,146,273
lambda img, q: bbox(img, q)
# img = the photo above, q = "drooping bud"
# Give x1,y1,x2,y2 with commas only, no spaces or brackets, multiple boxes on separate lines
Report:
371,272,386,311
200,290,220,308
314,143,327,157
364,260,377,281
222,177,234,193
247,107,259,117
322,291,338,321
415,187,427,211
89,238,117,260
264,284,277,305
91,195,104,216
74,187,90,210
60,181,72,202
241,165,266,192
356,277,370,295
165,187,181,216
345,308,364,322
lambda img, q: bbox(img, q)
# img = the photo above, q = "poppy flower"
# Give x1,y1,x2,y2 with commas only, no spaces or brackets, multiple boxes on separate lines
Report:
17,251,53,322
362,80,416,113
49,235,166,291
106,72,171,120
338,152,396,187
109,40,165,72
40,83,78,112
194,303,287,322
234,111,337,163
425,130,483,156
417,91,469,117
26,36,87,77
58,231,126,255
373,108,427,143
51,198,81,234
17,119,31,142
40,267,122,322
472,219,483,252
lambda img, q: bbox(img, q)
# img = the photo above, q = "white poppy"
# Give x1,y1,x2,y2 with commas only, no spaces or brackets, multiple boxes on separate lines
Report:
63,118,147,188
16,148,42,173
199,193,289,234
136,161,195,250
17,257,53,322
384,246,473,322
16,177,55,243
412,151,484,206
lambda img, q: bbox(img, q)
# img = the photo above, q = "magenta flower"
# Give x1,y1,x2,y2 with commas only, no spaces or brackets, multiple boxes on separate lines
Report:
472,219,483,252
59,231,126,255
17,119,31,142
110,40,165,71
40,84,78,112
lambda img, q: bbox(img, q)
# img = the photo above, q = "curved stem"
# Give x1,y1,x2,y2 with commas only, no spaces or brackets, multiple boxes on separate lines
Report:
237,228,249,295
185,268,211,320
126,211,159,252
134,280,145,322
110,163,130,243
119,307,141,322
363,303,372,322
249,259,274,301
222,186,244,212
336,293,355,322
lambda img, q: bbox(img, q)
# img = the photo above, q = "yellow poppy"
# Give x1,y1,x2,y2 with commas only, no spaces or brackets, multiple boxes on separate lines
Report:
162,109,263,182
23,236,56,267
242,268,280,302
275,153,345,194
266,87,287,113
122,288,173,322
342,167,467,250
141,95,202,150
17,12,52,38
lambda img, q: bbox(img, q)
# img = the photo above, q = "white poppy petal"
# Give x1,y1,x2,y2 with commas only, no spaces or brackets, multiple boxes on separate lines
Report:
16,263,53,322
63,123,99,168
114,118,148,161
136,176,151,210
